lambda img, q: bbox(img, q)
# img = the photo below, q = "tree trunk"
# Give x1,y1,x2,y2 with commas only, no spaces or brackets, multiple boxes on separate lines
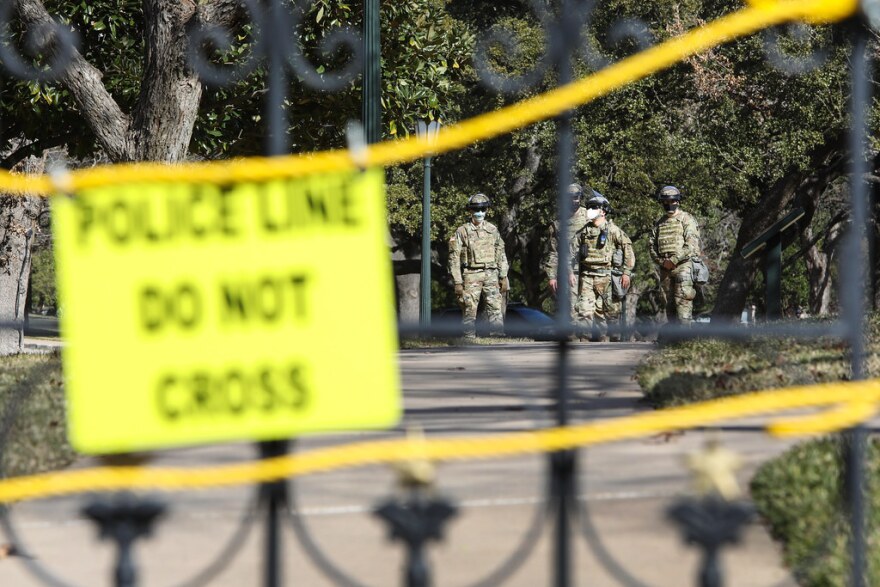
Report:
801,219,844,316
129,0,202,162
712,135,845,319
498,138,542,307
0,158,44,355
391,233,422,325
15,0,241,163
5,0,247,343
872,191,880,311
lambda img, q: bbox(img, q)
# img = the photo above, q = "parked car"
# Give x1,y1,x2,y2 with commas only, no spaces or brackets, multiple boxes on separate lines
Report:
432,303,556,340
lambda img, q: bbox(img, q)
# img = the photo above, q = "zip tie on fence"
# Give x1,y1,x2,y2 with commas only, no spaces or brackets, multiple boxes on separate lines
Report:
0,376,876,505
0,0,856,197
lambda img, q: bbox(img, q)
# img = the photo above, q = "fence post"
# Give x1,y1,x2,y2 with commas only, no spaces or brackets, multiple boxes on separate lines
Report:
374,450,457,587
82,493,166,587
259,440,290,587
667,496,754,587
842,20,872,587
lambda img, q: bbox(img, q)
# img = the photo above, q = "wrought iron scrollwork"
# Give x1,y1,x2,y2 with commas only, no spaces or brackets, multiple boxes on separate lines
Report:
286,1,363,93
187,0,267,87
576,0,655,71
474,0,832,94
0,2,79,82
763,23,828,75
473,0,555,94
187,0,363,92
475,0,655,94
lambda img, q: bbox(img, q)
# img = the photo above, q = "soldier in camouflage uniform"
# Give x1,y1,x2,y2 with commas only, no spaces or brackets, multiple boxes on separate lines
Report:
649,185,701,325
448,193,510,338
542,183,589,320
606,208,633,342
571,192,635,341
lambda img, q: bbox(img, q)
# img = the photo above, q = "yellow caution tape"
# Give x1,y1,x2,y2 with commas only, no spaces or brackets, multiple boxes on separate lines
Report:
0,0,856,196
0,377,876,504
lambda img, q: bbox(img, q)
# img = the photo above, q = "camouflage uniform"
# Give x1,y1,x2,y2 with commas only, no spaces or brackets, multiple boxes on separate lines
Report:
449,220,509,337
572,219,635,340
606,245,630,341
542,207,589,319
650,210,701,324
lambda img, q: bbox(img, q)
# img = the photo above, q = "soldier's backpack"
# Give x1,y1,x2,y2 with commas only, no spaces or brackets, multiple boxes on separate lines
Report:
691,257,710,285
610,249,629,301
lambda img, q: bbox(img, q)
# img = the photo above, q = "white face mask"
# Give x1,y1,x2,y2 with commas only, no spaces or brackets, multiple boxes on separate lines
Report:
472,211,486,222
585,208,601,221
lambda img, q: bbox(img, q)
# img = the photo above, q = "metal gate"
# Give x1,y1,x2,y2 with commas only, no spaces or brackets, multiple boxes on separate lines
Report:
0,1,875,586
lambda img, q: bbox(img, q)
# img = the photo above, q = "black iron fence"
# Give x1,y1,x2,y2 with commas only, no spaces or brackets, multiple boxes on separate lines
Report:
0,1,875,586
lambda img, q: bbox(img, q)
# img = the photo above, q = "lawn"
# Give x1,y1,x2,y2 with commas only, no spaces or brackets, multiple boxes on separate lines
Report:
0,353,75,478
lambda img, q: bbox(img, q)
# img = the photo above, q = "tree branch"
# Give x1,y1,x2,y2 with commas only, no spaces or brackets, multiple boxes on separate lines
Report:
0,133,76,168
129,0,249,162
15,0,132,161
199,0,252,29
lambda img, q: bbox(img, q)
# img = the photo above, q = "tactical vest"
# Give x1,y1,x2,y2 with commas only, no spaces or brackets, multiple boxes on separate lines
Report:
466,224,497,267
657,217,685,256
581,224,614,267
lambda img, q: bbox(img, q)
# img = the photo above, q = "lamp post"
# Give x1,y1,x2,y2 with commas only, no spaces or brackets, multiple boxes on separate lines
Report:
415,120,441,328
362,0,381,144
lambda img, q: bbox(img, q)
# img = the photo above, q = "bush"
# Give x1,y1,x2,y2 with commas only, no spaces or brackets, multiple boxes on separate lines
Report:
751,436,880,586
635,316,880,586
636,316,879,407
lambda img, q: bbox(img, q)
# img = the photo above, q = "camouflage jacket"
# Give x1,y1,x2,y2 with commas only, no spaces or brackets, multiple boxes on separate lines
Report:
542,207,589,281
572,219,635,275
448,220,509,285
649,210,701,267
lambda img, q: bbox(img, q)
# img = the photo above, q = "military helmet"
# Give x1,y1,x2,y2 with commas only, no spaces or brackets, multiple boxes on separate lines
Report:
567,183,584,200
585,190,610,212
657,185,682,202
467,193,491,211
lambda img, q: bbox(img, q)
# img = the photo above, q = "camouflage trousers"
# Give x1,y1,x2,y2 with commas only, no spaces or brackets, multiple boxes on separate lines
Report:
458,269,504,337
575,272,619,339
605,297,624,341
659,265,696,324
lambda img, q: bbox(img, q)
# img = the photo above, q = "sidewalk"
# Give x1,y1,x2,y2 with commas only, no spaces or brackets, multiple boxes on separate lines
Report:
0,342,798,586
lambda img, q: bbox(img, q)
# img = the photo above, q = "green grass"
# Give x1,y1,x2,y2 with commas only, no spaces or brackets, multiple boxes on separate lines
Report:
636,317,879,408
0,353,75,478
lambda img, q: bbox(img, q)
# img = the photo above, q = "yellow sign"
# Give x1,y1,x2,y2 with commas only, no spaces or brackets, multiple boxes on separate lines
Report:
52,169,400,454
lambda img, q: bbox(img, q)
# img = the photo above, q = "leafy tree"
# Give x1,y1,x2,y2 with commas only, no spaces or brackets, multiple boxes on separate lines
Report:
1,0,473,338
2,0,877,338
405,0,874,324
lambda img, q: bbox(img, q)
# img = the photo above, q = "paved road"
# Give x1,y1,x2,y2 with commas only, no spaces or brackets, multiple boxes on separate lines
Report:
0,342,798,586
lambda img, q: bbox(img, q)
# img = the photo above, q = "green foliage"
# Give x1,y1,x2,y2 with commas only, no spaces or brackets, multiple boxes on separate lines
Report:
636,315,880,407
0,353,74,477
190,0,474,157
751,437,880,586
29,248,57,311
4,0,869,316
2,0,143,160
3,0,473,163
